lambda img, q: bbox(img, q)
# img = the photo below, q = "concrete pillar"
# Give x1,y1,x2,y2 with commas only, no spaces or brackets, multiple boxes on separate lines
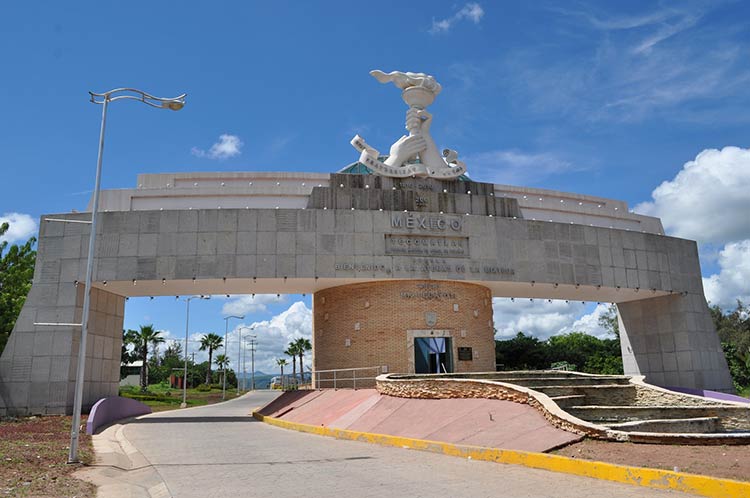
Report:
618,293,734,392
0,212,125,416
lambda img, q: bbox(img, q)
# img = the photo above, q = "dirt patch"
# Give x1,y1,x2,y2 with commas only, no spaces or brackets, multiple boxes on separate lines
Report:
0,416,95,497
554,439,750,482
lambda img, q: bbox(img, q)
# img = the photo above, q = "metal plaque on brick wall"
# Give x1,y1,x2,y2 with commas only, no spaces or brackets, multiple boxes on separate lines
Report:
457,347,473,361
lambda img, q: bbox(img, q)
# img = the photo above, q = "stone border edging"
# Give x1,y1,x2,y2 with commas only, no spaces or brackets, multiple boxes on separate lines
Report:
252,411,750,498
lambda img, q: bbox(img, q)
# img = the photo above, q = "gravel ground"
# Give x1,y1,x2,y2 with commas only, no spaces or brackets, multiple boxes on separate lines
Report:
554,439,750,482
0,415,95,497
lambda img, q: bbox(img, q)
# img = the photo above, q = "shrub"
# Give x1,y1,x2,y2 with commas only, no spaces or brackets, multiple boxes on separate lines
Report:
195,383,211,392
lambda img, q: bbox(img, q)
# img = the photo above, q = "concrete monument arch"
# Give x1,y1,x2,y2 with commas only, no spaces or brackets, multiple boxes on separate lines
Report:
0,70,733,415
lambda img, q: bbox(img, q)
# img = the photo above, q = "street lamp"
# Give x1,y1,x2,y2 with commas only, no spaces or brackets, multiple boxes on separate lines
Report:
68,88,186,464
237,326,256,393
181,295,210,408
222,315,244,400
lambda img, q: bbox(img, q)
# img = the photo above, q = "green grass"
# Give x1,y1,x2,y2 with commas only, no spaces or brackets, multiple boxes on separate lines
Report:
119,384,242,412
738,385,750,399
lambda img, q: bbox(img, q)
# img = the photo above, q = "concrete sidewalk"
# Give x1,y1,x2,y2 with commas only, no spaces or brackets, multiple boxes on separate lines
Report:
80,390,694,498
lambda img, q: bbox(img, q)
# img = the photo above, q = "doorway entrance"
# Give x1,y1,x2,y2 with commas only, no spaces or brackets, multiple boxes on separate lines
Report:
414,337,453,374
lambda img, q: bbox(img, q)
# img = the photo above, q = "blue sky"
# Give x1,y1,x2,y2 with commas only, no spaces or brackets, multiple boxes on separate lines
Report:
2,1,750,372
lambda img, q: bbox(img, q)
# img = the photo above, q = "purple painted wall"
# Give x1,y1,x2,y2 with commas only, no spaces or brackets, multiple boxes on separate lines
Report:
86,396,152,435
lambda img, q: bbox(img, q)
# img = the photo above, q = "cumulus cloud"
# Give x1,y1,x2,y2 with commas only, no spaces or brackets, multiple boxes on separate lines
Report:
0,212,37,245
635,146,750,245
172,301,311,373
191,134,243,159
703,240,750,309
222,294,286,316
493,298,615,340
493,298,585,339
430,3,484,34
566,303,614,339
230,301,312,375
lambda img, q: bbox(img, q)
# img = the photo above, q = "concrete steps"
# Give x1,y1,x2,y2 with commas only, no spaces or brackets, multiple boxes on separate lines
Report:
484,371,750,436
605,417,720,434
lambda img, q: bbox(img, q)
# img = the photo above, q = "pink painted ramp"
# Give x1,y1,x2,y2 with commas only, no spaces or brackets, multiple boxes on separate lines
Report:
265,390,582,453
256,390,326,417
281,389,379,427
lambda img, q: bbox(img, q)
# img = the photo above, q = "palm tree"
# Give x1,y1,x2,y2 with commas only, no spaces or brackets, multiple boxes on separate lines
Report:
125,325,165,392
295,338,312,383
215,354,230,386
285,343,299,384
276,358,288,385
199,333,224,384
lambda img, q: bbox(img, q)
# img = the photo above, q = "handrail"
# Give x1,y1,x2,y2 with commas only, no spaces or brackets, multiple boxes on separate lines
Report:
314,366,385,373
314,366,385,390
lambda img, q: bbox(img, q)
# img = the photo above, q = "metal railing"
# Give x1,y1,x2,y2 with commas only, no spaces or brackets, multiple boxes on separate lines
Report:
314,366,386,390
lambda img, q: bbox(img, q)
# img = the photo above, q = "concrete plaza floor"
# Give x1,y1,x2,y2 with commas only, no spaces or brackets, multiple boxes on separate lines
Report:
90,390,696,498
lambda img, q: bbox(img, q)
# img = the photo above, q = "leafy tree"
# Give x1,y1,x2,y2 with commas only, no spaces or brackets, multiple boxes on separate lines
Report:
598,304,620,339
120,329,139,379
276,358,288,378
0,222,36,355
294,337,312,380
162,341,183,367
495,330,623,375
545,332,623,374
125,325,165,391
199,333,223,384
285,343,300,383
711,301,750,391
495,332,548,370
215,354,230,385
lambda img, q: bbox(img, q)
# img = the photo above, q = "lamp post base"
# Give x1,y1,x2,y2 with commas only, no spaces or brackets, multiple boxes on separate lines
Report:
180,402,187,409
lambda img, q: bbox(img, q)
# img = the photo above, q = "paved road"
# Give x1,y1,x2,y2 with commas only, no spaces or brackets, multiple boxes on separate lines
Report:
121,391,692,498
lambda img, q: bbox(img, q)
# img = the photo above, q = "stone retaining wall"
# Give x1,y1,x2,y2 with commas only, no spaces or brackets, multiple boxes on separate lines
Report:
376,373,750,444
376,375,609,439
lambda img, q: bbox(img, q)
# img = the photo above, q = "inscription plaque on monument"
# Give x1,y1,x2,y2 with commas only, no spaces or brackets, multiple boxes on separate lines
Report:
385,234,469,257
458,347,473,361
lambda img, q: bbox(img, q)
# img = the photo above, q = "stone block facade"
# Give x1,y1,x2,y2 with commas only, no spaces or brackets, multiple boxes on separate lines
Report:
0,173,734,414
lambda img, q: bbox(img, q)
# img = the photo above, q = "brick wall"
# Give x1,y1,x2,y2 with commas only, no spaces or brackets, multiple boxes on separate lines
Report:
313,280,496,378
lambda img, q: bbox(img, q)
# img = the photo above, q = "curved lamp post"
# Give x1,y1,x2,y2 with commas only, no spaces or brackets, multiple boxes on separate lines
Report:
223,315,244,400
69,88,186,464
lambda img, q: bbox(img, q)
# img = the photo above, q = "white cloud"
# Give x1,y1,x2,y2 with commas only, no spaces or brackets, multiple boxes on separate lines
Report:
221,294,286,316
635,146,750,245
503,5,749,123
577,8,701,54
493,298,615,340
191,134,243,159
430,3,484,34
0,212,37,245
493,298,585,339
634,146,750,311
466,149,575,185
703,240,750,309
565,303,613,339
226,301,312,375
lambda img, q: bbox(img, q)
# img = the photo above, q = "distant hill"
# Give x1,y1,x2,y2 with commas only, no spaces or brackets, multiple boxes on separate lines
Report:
238,372,274,389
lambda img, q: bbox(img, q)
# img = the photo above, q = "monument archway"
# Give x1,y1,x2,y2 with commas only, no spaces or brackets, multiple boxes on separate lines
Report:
0,69,733,415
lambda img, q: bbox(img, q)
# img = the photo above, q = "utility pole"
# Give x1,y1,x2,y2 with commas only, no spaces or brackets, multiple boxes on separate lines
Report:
237,327,256,393
247,338,257,390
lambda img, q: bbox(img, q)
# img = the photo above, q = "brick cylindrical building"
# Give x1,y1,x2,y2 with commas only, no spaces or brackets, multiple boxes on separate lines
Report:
313,280,495,381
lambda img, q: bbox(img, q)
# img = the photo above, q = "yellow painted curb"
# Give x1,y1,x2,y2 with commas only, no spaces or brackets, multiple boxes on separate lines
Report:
253,411,750,498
